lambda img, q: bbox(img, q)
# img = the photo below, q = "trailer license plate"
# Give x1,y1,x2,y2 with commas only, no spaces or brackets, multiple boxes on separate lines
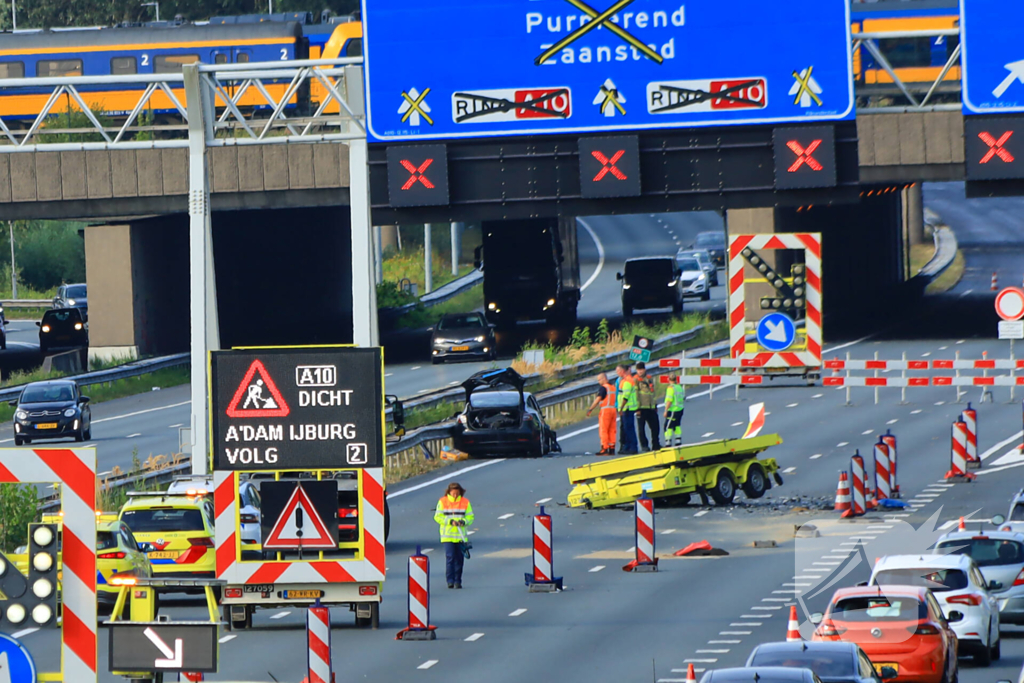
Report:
283,590,323,599
35,423,57,429
244,584,274,593
451,345,469,351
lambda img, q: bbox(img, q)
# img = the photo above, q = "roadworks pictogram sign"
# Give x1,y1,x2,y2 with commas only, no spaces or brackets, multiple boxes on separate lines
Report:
225,359,290,418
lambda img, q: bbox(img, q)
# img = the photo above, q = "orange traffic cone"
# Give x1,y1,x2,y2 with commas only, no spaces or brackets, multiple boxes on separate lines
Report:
786,605,801,642
686,663,697,683
834,472,851,512
958,516,965,531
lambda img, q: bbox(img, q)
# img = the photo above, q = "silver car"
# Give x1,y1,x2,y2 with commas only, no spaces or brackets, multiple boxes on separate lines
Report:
676,256,710,301
677,248,719,286
935,522,1024,625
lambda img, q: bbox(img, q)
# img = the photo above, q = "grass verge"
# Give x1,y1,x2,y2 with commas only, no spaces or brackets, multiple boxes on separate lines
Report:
909,242,935,278
395,284,484,330
382,248,473,294
925,248,965,295
385,454,450,486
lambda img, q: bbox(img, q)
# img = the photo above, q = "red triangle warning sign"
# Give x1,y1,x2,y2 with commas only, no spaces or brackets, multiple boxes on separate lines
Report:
264,484,337,550
225,359,290,418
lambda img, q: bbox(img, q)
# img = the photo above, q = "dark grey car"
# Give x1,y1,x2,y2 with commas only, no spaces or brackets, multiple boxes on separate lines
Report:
430,312,497,364
11,379,92,445
700,667,824,683
746,641,888,683
693,231,727,267
53,283,88,317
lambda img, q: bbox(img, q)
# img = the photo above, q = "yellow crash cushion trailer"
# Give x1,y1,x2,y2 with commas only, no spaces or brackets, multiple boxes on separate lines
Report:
567,434,783,509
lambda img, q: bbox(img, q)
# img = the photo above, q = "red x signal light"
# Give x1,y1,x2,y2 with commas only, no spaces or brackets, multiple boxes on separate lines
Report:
978,131,1015,164
400,158,435,190
591,150,627,181
786,139,823,172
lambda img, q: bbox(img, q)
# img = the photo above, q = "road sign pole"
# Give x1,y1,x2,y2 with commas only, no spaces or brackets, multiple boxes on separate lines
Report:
349,131,379,347
424,223,433,294
183,64,220,476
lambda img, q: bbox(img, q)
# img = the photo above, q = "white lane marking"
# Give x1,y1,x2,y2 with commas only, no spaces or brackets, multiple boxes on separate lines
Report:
168,423,183,428
536,497,552,504
685,659,719,664
837,441,849,447
498,513,515,520
126,433,142,438
577,217,606,292
826,335,873,353
730,624,760,628
956,340,965,345
661,528,677,535
422,548,434,553
390,459,506,498
219,634,237,643
701,432,715,438
786,403,799,408
939,346,948,350
848,535,877,540
812,394,823,399
784,583,812,587
92,400,190,425
418,660,438,670
866,525,894,529
751,606,782,610
981,431,1024,460
411,366,421,370
694,510,708,517
886,419,898,425
417,389,431,394
10,627,38,639
762,597,795,602
465,633,485,642
709,640,741,644
935,401,945,406
270,611,291,620
813,562,842,566
773,590,800,594
911,409,922,414
783,467,797,474
731,421,744,427
448,381,459,386
861,429,874,435
384,372,393,377
960,290,973,297
589,565,606,573
922,352,931,358
509,608,528,617
829,549,854,554
838,542,859,546
741,614,767,619
810,454,823,460
696,649,730,653
977,460,1024,475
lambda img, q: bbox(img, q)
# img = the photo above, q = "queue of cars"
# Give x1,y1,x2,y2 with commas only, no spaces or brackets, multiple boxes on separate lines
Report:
616,232,726,316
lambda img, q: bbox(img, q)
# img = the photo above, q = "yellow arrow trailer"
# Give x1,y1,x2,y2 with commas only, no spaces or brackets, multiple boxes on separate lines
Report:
567,434,783,509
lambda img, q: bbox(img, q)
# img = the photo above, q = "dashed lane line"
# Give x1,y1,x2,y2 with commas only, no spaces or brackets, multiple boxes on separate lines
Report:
219,634,237,644
535,497,552,505
783,467,797,474
465,633,485,642
729,624,760,628
786,403,799,408
837,442,849,447
762,597,794,602
694,510,709,517
731,422,744,427
709,640,741,644
509,608,528,617
886,419,898,425
661,528,677,535
498,513,515,520
126,433,142,438
418,660,438,670
810,454,823,460
590,566,605,572
685,659,719,664
751,606,782,611
696,649,731,653
812,394,823,399
702,432,715,438
861,429,874,435
270,611,291,620
911,409,922,414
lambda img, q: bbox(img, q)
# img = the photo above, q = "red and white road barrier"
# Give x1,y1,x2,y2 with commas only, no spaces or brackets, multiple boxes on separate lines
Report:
844,453,866,517
881,431,899,497
874,440,892,501
307,605,332,683
826,358,1024,371
624,494,658,572
396,547,436,640
525,506,563,591
962,403,979,467
824,375,1024,388
945,421,976,481
786,605,802,642
659,374,766,386
834,471,851,512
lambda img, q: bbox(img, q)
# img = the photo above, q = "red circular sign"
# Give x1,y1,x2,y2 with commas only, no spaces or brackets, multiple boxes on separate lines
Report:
995,287,1024,321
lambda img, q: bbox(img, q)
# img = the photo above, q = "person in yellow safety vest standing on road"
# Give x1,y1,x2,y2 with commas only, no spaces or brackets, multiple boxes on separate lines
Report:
615,364,639,454
434,482,475,589
585,372,617,455
663,374,685,447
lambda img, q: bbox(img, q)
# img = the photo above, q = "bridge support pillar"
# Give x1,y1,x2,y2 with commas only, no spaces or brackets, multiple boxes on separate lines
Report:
84,224,139,365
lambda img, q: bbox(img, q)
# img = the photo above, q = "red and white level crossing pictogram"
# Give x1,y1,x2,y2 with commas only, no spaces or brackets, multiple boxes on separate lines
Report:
306,606,332,683
728,233,822,369
0,448,97,682
263,484,336,550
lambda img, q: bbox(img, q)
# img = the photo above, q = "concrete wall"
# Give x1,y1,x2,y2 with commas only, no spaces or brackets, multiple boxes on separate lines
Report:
84,224,139,362
858,111,965,182
0,142,352,221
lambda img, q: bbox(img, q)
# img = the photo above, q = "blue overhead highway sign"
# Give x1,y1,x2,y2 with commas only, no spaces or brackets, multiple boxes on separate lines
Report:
961,0,1024,114
361,0,854,142
756,312,796,352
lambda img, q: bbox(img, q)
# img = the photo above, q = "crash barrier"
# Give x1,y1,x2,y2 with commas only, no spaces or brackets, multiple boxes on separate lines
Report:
307,605,333,683
526,506,562,592
624,494,658,573
396,547,436,640
946,420,975,481
882,432,899,496
834,471,851,512
962,403,979,467
873,441,891,501
846,453,867,518
786,605,801,642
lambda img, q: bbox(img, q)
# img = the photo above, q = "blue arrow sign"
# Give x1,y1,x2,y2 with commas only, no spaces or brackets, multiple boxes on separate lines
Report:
361,0,854,142
756,312,796,352
0,633,37,683
961,0,1024,114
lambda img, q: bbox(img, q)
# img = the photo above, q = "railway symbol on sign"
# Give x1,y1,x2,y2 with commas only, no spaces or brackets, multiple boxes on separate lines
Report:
225,360,290,418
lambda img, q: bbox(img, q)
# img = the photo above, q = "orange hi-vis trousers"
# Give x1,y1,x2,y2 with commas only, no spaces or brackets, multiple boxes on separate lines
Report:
599,407,617,450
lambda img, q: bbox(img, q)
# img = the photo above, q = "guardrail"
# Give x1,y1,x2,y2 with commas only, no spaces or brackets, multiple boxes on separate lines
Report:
0,352,189,402
0,299,51,310
381,269,484,326
918,227,958,282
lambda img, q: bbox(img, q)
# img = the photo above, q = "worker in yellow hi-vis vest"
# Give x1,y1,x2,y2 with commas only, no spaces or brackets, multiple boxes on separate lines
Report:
663,374,685,447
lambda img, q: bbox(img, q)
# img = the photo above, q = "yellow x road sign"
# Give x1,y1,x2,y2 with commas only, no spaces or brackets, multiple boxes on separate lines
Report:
790,66,822,107
400,87,434,125
535,0,663,66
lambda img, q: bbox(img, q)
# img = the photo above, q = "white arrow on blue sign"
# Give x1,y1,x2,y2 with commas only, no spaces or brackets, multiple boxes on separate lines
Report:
756,312,797,352
0,633,37,683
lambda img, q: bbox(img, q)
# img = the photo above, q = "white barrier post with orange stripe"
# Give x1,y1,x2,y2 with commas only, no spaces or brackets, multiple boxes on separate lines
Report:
0,448,97,683
844,453,866,518
525,506,563,592
962,403,979,469
882,431,899,497
945,420,976,481
624,494,658,572
873,440,891,501
786,605,802,641
307,604,333,682
396,546,436,640
834,471,851,512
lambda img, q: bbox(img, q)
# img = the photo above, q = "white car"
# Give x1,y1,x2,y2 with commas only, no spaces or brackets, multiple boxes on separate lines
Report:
166,475,262,555
676,256,710,301
870,554,1001,665
935,523,1024,626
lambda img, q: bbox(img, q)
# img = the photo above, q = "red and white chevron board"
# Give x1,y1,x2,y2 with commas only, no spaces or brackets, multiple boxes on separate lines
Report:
307,606,332,683
0,448,97,681
635,496,656,565
532,512,553,582
873,442,891,500
728,233,822,367
214,468,386,584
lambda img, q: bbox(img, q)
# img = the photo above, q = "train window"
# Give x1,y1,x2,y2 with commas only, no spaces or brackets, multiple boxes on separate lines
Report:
236,53,250,63
345,38,362,58
110,56,137,75
877,37,932,69
154,54,200,73
36,59,83,78
214,54,228,64
0,62,25,78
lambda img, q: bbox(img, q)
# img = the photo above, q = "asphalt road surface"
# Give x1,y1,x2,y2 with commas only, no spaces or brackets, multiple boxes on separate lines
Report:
17,336,1024,683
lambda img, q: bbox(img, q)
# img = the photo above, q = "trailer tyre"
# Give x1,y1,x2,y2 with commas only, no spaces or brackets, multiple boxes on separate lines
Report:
741,464,768,499
709,470,736,506
384,499,391,543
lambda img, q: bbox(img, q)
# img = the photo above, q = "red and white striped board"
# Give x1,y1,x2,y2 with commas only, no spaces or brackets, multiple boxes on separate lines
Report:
845,454,866,517
214,468,386,586
396,549,436,640
659,374,766,386
525,506,562,591
881,432,898,496
824,376,1024,387
962,404,978,464
873,441,891,500
946,421,976,481
307,605,332,683
0,448,97,682
834,471,851,512
625,495,658,572
728,232,822,368
826,358,1024,371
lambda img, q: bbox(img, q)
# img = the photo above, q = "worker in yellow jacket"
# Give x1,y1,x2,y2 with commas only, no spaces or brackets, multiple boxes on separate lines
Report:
434,482,475,588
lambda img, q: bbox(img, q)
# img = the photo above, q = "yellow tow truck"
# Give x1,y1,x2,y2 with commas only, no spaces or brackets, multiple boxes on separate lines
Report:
567,434,783,509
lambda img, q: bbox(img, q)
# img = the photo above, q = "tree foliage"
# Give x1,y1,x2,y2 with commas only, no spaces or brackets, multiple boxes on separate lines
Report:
0,484,38,553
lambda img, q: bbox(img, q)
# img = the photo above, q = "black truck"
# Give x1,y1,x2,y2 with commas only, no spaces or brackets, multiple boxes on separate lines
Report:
474,217,581,328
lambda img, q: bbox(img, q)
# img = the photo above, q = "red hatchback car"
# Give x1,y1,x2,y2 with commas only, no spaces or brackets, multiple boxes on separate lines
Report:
813,586,958,683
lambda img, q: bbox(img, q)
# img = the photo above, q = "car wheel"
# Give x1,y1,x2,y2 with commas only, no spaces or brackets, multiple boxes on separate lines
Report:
975,638,992,667
993,635,1001,661
84,427,91,440
623,306,633,317
701,291,711,302
709,469,736,506
74,429,84,443
741,464,768,499
672,300,683,314
14,436,22,446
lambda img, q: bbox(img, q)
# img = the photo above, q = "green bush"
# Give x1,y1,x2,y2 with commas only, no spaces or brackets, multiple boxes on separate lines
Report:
377,281,417,309
2,221,85,293
0,484,38,553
